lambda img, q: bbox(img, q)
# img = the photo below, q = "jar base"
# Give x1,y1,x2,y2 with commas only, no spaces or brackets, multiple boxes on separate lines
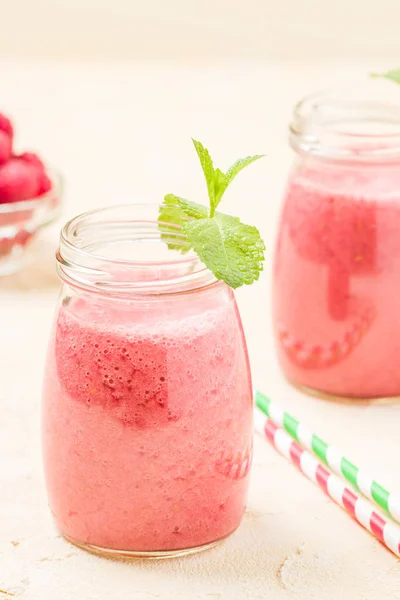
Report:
289,379,400,405
63,530,235,560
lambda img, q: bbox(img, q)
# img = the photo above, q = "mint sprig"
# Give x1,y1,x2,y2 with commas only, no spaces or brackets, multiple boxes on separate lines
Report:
372,69,400,84
158,139,265,289
158,195,208,252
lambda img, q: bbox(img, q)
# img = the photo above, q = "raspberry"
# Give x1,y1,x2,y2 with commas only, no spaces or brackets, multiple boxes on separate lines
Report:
37,172,52,196
19,152,45,172
16,153,51,197
0,158,40,203
0,113,13,140
0,131,12,165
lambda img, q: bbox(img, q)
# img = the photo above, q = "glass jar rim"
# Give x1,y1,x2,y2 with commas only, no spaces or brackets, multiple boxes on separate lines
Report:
56,203,219,297
290,84,400,161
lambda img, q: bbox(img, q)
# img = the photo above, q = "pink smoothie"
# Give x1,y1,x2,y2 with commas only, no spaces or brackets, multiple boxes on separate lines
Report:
43,288,253,552
274,162,400,399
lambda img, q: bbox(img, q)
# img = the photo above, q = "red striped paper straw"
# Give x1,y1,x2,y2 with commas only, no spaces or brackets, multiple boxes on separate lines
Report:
256,413,400,558
255,391,400,522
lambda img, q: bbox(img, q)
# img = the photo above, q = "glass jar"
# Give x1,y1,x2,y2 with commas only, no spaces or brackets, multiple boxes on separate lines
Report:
0,169,63,276
42,204,253,558
273,86,400,402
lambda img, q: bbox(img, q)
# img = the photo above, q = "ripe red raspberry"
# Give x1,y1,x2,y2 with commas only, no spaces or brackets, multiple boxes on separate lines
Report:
0,158,40,203
0,113,14,140
0,131,12,165
19,152,45,172
17,152,52,196
37,172,52,196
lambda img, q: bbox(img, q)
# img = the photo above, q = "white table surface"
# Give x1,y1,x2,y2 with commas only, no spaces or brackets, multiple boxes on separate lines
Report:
1,59,400,600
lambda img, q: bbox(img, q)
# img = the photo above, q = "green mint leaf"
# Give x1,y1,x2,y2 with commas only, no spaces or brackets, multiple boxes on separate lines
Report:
213,168,227,208
192,139,216,213
158,194,208,252
192,140,264,215
182,213,265,288
371,68,400,84
225,155,265,187
159,140,265,288
214,155,264,208
161,194,209,221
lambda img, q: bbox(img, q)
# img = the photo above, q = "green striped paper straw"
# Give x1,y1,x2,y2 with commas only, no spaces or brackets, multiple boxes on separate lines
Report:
255,390,400,524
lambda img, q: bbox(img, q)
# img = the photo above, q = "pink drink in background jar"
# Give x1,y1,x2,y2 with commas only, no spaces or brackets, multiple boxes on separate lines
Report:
42,205,253,558
273,88,400,401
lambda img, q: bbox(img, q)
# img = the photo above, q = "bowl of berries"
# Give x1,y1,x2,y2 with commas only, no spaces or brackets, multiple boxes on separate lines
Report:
0,112,63,276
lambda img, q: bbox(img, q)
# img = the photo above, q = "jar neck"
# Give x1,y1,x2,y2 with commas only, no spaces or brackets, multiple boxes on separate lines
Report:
56,204,218,297
290,85,400,163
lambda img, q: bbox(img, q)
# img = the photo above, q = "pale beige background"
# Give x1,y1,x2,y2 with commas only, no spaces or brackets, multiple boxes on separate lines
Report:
1,0,400,61
1,2,400,600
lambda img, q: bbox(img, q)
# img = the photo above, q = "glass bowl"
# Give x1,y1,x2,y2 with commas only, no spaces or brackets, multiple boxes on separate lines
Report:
0,169,63,276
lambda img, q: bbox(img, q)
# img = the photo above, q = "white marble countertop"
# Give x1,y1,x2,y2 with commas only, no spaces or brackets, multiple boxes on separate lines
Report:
1,60,400,600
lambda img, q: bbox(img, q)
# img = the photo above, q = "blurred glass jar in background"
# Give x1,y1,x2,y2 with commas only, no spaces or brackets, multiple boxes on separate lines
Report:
273,86,400,402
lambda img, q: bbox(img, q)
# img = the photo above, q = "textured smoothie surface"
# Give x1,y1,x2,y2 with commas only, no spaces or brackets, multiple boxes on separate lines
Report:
43,290,253,552
274,163,400,399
